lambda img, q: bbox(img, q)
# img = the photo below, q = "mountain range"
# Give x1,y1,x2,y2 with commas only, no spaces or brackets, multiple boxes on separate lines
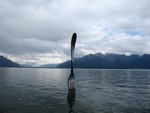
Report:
1,53,150,69
0,55,20,67
57,53,150,69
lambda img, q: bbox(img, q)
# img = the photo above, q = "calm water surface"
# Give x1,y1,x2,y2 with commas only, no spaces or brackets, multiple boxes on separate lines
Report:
0,68,150,113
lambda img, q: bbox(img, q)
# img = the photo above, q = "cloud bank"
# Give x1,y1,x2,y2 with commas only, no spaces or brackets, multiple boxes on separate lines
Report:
0,0,150,66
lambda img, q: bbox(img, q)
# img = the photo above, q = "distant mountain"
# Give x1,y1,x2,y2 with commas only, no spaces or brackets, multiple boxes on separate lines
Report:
57,53,150,69
20,64,33,68
132,54,150,69
39,63,59,68
0,55,21,67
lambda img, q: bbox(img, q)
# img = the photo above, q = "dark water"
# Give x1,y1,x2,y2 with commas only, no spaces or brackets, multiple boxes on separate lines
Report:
0,68,150,113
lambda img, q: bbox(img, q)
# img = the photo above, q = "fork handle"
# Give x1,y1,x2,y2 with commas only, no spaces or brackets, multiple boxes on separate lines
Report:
71,33,77,74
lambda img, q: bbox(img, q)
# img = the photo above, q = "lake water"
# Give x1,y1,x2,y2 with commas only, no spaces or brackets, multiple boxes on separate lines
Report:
0,68,150,113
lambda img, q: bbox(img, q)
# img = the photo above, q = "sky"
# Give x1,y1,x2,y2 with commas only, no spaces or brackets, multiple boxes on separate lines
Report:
0,0,150,66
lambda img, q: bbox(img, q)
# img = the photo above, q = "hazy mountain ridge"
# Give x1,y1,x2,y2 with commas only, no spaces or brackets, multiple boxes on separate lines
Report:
57,53,150,69
1,53,150,69
39,63,59,68
0,55,21,67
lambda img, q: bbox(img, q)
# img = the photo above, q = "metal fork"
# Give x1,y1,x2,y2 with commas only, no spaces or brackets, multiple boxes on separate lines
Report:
68,33,77,90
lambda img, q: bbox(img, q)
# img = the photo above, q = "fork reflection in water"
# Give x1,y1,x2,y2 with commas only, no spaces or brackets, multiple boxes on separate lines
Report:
67,89,76,113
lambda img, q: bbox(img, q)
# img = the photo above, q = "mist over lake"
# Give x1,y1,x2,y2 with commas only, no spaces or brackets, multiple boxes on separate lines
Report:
0,68,150,113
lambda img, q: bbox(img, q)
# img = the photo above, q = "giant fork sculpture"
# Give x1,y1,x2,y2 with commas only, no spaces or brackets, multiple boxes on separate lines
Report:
68,33,77,90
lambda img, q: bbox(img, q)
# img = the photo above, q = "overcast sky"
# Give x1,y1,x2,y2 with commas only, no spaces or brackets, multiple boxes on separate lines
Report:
0,0,150,66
